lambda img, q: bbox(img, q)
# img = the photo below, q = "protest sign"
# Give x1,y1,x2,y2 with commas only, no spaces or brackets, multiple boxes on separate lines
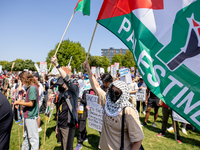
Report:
86,94,103,132
107,66,110,72
96,67,100,78
50,66,59,75
91,66,96,74
119,68,132,84
114,62,119,71
40,62,47,74
100,67,105,74
0,65,2,73
84,79,91,90
119,68,129,76
172,111,189,124
113,64,117,77
136,88,146,102
111,65,114,77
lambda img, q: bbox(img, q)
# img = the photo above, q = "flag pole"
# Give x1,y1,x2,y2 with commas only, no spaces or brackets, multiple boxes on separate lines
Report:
48,11,76,72
86,22,98,61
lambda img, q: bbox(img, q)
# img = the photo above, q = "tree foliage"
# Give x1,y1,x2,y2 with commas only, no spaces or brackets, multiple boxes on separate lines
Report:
0,59,36,71
46,39,86,72
111,50,137,69
88,55,110,72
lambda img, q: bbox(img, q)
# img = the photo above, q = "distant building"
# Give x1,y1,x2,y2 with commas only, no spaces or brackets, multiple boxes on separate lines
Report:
101,48,127,62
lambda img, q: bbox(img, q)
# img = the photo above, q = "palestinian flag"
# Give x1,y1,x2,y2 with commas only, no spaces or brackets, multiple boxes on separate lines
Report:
74,0,91,15
97,0,200,131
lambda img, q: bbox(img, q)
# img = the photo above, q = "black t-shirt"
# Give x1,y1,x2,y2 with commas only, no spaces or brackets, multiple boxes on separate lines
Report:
58,95,69,128
149,90,159,100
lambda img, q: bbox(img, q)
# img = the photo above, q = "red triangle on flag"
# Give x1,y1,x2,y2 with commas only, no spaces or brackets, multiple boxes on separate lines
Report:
97,0,164,20
192,19,199,27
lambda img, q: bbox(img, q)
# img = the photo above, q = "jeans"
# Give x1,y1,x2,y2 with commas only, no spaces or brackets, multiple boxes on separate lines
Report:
22,118,39,150
17,106,22,121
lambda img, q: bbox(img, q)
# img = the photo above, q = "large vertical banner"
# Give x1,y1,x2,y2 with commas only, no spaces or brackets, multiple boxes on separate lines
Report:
97,0,200,131
40,62,47,74
86,94,103,132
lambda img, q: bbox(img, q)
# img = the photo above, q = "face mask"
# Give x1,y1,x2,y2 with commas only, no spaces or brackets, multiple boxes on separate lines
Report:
109,89,121,103
58,87,65,93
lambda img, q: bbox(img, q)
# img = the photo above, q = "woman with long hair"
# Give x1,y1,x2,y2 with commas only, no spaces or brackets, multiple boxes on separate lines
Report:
14,71,40,150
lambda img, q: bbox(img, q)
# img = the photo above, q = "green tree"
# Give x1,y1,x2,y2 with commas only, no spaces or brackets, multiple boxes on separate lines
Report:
46,39,86,72
0,61,11,71
101,56,111,72
111,53,124,67
122,50,137,68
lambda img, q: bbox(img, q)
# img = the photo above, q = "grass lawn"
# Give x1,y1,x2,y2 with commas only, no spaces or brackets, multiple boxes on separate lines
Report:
9,106,200,150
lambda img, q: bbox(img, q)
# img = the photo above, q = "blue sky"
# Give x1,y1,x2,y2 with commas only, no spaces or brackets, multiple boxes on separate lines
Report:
0,0,126,63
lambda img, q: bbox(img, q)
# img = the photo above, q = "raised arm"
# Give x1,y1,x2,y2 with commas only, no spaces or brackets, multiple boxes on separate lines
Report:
83,61,101,95
51,55,79,96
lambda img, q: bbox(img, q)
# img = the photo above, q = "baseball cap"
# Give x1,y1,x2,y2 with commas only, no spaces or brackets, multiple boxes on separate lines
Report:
55,76,64,85
33,72,39,78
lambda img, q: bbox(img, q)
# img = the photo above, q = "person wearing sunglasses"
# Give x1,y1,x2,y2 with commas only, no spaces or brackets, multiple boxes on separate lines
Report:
84,61,144,150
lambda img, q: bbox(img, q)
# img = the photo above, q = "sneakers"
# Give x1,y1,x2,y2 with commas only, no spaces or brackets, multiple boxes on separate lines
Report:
143,111,146,115
152,122,156,127
84,138,88,142
157,133,165,137
19,122,24,126
181,128,187,135
75,144,82,150
141,122,147,127
38,127,42,132
15,120,22,123
167,126,174,132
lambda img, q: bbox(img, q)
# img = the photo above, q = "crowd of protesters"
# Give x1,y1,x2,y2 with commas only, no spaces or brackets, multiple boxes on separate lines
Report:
0,56,195,150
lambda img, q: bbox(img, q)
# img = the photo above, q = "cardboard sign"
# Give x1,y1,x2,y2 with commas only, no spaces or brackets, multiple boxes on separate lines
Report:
40,62,47,74
114,62,119,71
100,67,105,74
91,67,96,75
136,88,146,102
51,66,59,75
86,94,103,132
119,68,132,84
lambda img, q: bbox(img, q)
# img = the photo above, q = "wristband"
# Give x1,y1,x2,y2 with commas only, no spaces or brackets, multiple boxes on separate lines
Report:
56,64,61,69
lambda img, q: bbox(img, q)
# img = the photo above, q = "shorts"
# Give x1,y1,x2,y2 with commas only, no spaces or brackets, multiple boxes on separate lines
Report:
147,98,159,108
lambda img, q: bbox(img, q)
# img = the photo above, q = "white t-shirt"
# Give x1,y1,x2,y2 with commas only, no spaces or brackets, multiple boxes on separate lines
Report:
128,82,138,97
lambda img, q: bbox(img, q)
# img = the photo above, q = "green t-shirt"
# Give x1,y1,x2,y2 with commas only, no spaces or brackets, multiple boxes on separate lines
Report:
24,85,39,119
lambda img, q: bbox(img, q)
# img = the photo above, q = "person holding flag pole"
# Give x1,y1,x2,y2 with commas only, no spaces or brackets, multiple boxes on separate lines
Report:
48,0,91,72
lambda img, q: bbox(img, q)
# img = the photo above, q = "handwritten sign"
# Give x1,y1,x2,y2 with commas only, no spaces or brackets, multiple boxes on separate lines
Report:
86,94,103,132
136,88,146,102
40,62,47,74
